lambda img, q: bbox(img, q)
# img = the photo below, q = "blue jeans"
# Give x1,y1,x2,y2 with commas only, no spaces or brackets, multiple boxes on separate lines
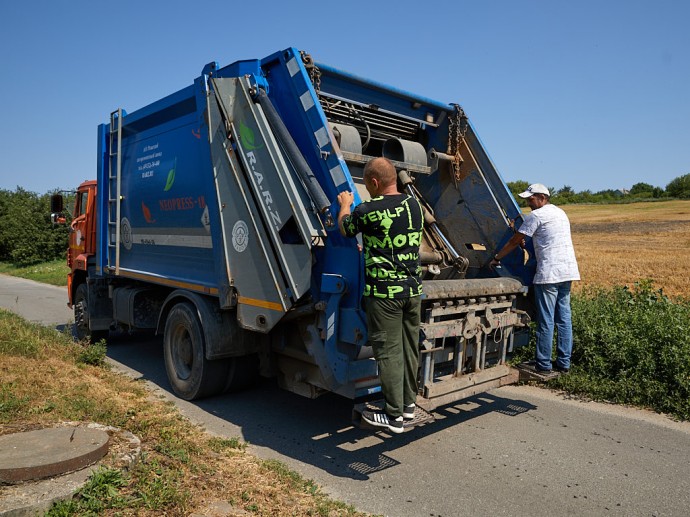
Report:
534,282,573,370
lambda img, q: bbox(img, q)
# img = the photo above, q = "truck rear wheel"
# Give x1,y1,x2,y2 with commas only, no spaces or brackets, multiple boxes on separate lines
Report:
164,302,229,400
74,283,108,344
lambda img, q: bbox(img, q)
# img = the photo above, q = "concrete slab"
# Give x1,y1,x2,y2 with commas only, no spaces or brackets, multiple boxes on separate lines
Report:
0,428,109,484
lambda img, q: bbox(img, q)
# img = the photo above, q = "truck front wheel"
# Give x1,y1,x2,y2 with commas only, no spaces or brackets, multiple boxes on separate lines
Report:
74,283,108,344
164,302,229,400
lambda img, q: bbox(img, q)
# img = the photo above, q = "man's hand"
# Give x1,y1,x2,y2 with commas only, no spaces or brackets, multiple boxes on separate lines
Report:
337,190,355,237
337,190,354,208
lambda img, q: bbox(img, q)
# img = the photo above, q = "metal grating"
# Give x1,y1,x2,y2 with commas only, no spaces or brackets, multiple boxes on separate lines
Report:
318,94,420,143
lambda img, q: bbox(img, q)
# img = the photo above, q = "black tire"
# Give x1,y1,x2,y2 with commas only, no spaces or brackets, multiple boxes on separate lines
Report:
73,283,108,344
163,302,229,400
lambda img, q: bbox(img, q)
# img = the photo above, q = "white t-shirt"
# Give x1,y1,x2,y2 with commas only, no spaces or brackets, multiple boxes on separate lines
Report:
518,204,580,284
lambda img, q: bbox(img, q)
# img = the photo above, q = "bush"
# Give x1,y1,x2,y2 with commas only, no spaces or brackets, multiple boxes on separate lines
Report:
629,182,655,196
666,173,690,199
543,282,690,420
0,188,70,266
77,339,108,367
507,181,529,207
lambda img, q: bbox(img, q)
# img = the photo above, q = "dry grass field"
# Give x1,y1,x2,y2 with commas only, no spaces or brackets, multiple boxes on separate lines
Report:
559,200,690,298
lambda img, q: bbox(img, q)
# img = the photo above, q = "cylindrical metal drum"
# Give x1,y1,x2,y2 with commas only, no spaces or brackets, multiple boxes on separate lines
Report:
331,123,362,155
382,138,428,167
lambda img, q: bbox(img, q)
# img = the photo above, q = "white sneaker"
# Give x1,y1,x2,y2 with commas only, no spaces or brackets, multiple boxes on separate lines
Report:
403,404,416,420
362,410,404,434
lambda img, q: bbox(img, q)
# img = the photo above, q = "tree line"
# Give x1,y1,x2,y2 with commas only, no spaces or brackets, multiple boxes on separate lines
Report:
508,172,690,207
0,188,72,267
0,173,688,267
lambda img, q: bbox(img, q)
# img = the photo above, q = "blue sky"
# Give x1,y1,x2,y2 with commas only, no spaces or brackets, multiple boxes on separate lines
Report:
0,0,688,194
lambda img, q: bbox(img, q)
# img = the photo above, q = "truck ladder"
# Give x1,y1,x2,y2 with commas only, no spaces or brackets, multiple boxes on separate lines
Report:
108,109,123,275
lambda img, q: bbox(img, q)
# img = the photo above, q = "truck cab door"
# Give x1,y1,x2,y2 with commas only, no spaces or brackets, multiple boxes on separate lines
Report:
69,189,89,266
67,185,98,305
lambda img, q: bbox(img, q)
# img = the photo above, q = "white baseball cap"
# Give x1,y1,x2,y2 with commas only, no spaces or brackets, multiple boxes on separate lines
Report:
518,183,550,198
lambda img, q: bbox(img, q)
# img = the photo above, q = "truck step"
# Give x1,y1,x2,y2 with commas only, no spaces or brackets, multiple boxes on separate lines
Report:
515,361,563,382
352,400,435,432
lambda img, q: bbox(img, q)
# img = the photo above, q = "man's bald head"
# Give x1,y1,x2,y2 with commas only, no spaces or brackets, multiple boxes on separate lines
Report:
363,157,397,194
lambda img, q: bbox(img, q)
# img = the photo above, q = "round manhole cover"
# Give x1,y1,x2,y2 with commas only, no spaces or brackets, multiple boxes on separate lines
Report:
0,427,110,484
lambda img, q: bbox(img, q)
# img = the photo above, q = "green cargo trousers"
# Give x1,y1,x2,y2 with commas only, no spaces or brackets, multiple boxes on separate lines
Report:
363,296,422,418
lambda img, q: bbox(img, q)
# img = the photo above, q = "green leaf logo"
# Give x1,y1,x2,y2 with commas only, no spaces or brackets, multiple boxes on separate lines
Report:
164,158,176,192
240,121,263,150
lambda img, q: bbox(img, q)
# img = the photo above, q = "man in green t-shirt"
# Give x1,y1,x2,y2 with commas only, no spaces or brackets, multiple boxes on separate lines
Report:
337,157,424,434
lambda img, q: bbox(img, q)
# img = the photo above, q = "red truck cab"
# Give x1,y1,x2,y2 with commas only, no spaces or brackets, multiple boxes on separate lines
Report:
66,180,97,308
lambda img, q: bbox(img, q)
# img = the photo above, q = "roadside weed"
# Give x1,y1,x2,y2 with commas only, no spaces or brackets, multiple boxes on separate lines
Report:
76,339,107,367
46,467,130,515
208,436,247,452
513,281,690,420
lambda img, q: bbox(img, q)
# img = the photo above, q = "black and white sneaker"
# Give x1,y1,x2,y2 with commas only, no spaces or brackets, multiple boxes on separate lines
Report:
361,410,404,434
403,404,416,420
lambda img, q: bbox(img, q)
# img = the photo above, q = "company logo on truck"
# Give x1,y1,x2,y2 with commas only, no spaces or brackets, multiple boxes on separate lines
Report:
158,195,206,212
240,121,263,150
163,158,177,191
232,220,249,252
120,217,133,250
141,201,156,223
239,122,281,230
245,151,282,229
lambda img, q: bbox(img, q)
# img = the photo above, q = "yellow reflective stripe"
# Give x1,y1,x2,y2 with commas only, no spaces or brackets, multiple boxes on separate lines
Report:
113,269,219,295
238,296,284,312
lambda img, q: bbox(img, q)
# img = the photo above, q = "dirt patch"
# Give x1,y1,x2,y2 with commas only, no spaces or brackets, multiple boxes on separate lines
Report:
565,202,690,298
572,219,689,235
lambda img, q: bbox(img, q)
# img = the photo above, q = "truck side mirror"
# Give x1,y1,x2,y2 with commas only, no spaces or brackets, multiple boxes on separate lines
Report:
50,213,66,225
50,194,66,225
50,194,64,213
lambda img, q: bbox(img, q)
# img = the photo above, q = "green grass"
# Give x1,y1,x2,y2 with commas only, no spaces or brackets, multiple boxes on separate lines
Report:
0,259,68,286
260,459,359,516
0,308,367,516
207,436,247,452
0,309,77,359
512,281,690,421
46,467,131,515
0,384,29,415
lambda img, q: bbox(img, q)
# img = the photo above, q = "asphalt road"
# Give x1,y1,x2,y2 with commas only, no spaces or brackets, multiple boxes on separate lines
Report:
2,274,689,516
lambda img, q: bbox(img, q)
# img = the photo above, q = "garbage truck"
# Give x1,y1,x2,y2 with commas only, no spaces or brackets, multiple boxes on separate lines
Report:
52,47,535,425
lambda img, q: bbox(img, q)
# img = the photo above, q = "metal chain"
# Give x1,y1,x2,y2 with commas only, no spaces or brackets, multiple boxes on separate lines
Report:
447,104,468,183
300,51,321,95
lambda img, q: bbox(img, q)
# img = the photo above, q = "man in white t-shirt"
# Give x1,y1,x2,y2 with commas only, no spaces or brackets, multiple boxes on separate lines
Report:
490,183,580,373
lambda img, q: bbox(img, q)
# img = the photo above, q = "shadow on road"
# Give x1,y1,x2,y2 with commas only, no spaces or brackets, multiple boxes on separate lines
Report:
104,332,537,480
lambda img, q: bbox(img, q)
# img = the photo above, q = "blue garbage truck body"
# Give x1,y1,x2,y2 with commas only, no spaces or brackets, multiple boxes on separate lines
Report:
65,47,534,418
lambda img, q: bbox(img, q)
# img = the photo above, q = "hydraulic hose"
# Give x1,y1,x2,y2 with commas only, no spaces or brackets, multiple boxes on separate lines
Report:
255,89,334,226
398,169,461,260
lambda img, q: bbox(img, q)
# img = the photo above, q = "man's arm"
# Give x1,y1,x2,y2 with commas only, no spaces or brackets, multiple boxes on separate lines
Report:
336,191,355,237
490,232,526,268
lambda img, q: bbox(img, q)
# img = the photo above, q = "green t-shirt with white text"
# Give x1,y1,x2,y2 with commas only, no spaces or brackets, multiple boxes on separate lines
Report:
342,193,424,299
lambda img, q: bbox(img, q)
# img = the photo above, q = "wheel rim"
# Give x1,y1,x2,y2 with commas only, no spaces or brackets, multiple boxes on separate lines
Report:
75,301,87,331
75,289,89,336
171,324,194,380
